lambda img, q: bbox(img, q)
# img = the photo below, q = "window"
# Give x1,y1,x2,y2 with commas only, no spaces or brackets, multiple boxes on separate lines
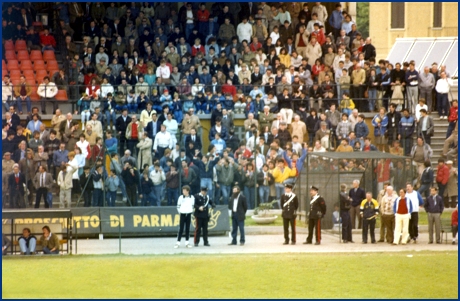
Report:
391,3,405,29
433,2,442,28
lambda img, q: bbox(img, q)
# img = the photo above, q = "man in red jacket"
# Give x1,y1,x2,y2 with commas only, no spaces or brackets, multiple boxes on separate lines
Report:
452,205,458,245
40,28,56,51
436,158,449,198
446,100,458,138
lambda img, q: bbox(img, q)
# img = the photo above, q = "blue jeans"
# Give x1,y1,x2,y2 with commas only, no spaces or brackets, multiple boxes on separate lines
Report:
167,187,179,206
200,178,213,200
106,190,117,207
342,108,352,116
199,22,209,37
17,96,31,113
210,17,219,36
231,216,245,244
118,178,127,198
368,88,377,112
220,184,231,205
243,186,256,209
105,110,116,127
437,93,449,116
151,184,163,206
142,191,155,206
18,237,36,254
92,188,103,206
174,110,183,124
185,23,195,40
446,121,456,138
418,184,431,199
43,246,59,254
258,186,270,203
127,103,138,114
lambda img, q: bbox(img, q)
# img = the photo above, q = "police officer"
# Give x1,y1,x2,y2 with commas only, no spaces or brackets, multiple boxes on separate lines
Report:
193,187,215,247
304,186,327,245
340,184,354,243
281,183,299,245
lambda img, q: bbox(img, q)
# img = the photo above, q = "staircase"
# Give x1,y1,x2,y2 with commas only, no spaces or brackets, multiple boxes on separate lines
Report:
429,111,452,172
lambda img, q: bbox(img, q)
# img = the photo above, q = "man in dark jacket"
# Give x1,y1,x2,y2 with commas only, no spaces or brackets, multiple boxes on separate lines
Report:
193,187,215,247
79,166,94,207
340,183,353,243
121,161,140,206
424,187,444,244
386,103,401,147
8,164,26,208
228,186,247,245
115,109,132,156
348,179,366,229
304,185,327,245
281,183,299,245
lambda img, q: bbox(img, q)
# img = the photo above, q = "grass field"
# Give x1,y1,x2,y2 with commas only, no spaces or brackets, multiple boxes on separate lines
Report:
2,252,457,298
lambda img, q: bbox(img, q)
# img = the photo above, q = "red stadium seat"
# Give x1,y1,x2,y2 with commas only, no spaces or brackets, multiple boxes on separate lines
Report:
30,50,43,61
43,50,56,61
17,50,30,60
9,70,21,80
55,90,68,101
7,60,19,70
46,60,59,70
30,87,40,101
23,69,35,77
11,79,21,86
15,40,27,51
20,60,33,71
5,50,16,60
2,60,6,69
4,40,14,51
33,60,46,71
35,70,48,81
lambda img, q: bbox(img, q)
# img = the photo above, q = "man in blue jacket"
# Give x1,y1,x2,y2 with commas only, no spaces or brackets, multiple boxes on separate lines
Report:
398,109,415,156
349,179,366,229
424,187,444,244
328,4,343,41
354,114,369,148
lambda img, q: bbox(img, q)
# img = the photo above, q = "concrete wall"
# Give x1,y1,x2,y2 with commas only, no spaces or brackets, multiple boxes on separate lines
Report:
369,2,458,60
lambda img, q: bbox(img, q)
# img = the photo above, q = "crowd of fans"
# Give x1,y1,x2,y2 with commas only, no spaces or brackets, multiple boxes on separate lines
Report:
1,2,458,211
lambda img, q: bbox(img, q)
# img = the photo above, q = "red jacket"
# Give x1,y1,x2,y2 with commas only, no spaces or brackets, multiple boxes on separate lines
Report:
448,106,458,123
40,34,56,48
222,84,236,96
436,164,450,185
197,9,210,22
452,210,458,226
191,45,205,57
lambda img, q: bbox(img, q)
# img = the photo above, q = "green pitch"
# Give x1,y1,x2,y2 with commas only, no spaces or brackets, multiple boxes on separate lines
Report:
2,252,457,298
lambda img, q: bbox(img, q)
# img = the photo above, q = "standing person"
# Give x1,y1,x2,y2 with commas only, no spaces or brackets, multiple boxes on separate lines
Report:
8,164,27,209
228,186,247,246
56,164,77,208
92,165,105,207
166,164,180,206
339,184,353,243
444,160,458,208
304,186,326,245
149,163,165,206
193,187,215,247
33,166,53,209
281,183,299,245
435,71,453,119
115,109,132,156
348,179,366,229
38,226,60,255
105,169,120,207
436,158,449,199
418,161,434,199
406,183,424,244
360,192,379,244
380,185,397,244
398,109,415,156
452,205,458,245
417,109,434,145
18,228,36,255
424,187,444,244
121,161,140,206
392,189,413,245
79,166,93,207
175,185,195,249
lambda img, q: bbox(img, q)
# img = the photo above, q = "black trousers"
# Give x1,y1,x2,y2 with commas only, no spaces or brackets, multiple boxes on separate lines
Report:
362,218,376,243
194,217,209,245
118,134,127,156
307,218,321,243
126,185,138,206
341,211,352,241
409,212,419,240
35,187,49,208
283,217,296,243
177,213,192,242
82,189,92,207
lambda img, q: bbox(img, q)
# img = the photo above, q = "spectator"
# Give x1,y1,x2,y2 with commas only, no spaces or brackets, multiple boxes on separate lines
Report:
18,228,36,255
398,109,415,156
38,225,60,255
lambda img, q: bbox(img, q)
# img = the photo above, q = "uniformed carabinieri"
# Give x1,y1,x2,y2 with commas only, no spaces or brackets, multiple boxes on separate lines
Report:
281,183,299,245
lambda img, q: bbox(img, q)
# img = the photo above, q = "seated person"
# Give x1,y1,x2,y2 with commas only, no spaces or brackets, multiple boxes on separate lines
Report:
18,227,36,255
38,225,60,255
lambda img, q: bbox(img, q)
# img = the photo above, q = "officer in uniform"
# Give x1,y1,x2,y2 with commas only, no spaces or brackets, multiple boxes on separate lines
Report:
193,187,215,247
304,186,327,245
281,183,299,245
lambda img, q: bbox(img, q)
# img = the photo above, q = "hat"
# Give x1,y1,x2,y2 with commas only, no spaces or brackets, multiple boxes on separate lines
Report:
4,152,11,155
446,160,453,164
151,110,157,115
310,185,319,191
200,187,208,192
284,183,293,189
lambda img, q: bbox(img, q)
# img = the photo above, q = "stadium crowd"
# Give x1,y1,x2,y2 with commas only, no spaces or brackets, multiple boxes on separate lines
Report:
1,2,458,223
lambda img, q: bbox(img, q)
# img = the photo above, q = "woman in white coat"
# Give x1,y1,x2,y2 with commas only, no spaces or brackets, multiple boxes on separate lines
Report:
136,132,153,169
175,185,195,249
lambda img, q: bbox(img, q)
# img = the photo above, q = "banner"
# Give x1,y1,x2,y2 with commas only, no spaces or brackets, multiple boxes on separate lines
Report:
70,207,102,235
99,206,230,235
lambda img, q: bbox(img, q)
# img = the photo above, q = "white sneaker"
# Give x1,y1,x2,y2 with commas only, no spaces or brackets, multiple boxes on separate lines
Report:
186,243,192,248
107,126,111,130
174,242,180,249
81,123,85,130
112,125,116,130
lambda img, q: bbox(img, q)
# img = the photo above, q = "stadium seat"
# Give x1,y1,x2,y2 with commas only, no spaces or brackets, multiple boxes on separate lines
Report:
23,69,35,77
9,69,22,78
20,60,33,71
35,70,48,81
55,90,68,101
2,60,7,70
30,50,43,61
4,40,14,51
15,40,27,51
46,60,59,70
30,87,40,101
7,60,19,70
43,50,56,61
33,60,46,71
11,79,21,86
5,50,16,60
17,50,30,60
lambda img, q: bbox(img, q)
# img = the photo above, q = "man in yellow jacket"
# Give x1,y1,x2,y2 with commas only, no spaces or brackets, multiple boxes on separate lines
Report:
360,192,380,244
272,158,297,206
